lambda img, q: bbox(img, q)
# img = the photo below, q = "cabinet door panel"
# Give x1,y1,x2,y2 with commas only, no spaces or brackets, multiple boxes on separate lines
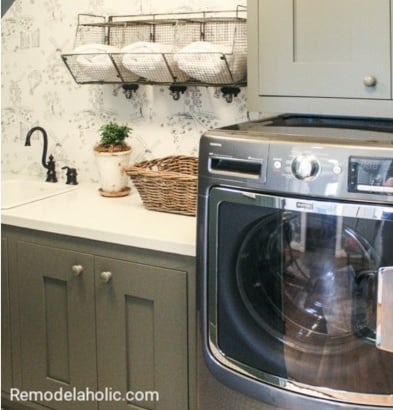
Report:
258,0,391,99
17,241,96,410
1,237,13,392
124,295,155,409
95,257,188,410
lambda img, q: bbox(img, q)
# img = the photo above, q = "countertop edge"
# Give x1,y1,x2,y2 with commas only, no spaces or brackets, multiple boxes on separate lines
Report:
2,177,197,257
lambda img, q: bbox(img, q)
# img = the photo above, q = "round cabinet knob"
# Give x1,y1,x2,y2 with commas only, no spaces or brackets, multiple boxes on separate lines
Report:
291,156,320,181
363,75,377,87
100,271,112,283
72,264,84,276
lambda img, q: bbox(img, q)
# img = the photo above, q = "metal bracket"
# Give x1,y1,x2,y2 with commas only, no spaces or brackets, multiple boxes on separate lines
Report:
221,86,241,103
169,85,187,101
122,84,139,99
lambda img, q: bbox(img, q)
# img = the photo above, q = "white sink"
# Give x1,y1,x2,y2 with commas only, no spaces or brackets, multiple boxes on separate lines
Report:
1,178,78,210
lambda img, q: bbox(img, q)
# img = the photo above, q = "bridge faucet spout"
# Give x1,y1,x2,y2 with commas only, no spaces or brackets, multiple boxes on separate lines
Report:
25,126,57,182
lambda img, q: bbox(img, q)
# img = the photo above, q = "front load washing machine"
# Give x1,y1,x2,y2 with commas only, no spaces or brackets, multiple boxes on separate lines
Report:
197,115,393,410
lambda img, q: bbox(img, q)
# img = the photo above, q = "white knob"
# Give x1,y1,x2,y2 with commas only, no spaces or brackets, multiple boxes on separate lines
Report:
72,264,84,276
100,271,112,283
333,165,342,175
363,75,377,87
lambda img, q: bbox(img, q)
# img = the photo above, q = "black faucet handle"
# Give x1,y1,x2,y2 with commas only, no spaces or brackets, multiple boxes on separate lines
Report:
62,166,78,185
46,154,58,183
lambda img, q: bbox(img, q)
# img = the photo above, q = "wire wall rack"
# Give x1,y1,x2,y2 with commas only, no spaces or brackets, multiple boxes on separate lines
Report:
61,6,247,102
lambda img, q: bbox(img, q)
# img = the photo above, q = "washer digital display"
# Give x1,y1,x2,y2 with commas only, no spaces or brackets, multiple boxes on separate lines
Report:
349,157,393,194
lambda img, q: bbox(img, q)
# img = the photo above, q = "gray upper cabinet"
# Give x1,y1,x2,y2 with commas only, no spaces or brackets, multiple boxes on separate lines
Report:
258,0,390,99
248,0,393,117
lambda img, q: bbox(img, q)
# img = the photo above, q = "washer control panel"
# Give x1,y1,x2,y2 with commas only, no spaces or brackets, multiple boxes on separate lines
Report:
200,123,393,203
265,142,393,201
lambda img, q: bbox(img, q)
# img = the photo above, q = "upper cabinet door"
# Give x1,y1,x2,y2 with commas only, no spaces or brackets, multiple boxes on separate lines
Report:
258,0,391,99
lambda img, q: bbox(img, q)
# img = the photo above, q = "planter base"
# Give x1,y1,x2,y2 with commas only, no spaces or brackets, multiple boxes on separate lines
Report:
99,187,131,197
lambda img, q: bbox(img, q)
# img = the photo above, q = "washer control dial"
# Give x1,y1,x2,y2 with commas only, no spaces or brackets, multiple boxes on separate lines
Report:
291,155,320,180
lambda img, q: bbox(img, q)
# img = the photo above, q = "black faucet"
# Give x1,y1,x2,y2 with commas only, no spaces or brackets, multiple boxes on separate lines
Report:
25,126,57,182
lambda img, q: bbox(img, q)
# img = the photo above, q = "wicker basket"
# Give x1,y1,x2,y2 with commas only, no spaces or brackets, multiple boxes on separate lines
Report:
125,155,198,216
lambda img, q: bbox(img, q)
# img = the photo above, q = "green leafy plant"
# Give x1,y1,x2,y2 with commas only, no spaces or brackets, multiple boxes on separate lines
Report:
95,122,132,152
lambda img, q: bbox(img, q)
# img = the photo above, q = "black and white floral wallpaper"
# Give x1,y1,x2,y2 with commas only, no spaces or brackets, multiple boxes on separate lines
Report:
1,0,261,183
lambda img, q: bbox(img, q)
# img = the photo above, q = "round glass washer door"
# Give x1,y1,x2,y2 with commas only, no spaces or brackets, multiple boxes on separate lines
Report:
236,210,378,355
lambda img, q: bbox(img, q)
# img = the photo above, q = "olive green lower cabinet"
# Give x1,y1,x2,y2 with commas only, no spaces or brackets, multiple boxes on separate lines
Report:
95,256,189,410
2,236,13,394
15,241,97,410
1,226,196,410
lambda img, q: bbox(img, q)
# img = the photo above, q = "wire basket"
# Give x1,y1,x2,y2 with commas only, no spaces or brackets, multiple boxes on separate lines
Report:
61,8,247,86
125,156,198,216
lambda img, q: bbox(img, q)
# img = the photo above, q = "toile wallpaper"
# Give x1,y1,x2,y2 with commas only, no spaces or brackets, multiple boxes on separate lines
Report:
1,0,263,184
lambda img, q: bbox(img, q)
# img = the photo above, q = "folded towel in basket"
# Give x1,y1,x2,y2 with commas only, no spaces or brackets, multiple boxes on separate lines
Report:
121,42,175,82
174,41,246,84
74,43,120,81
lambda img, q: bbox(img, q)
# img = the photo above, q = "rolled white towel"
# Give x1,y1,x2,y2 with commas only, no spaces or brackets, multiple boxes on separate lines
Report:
174,41,245,84
121,42,175,82
74,43,120,81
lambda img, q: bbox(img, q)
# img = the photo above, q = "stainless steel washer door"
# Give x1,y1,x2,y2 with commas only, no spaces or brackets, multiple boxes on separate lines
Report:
206,187,393,408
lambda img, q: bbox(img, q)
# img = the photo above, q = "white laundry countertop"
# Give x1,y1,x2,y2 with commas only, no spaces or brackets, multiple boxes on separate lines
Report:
1,176,197,257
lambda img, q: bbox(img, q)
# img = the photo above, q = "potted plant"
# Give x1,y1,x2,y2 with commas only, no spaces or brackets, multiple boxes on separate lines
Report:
94,122,132,197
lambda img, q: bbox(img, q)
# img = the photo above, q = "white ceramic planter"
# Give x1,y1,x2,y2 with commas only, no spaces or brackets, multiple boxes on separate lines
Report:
94,149,131,196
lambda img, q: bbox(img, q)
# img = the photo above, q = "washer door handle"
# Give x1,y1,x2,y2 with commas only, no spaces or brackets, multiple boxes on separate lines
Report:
376,266,393,353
